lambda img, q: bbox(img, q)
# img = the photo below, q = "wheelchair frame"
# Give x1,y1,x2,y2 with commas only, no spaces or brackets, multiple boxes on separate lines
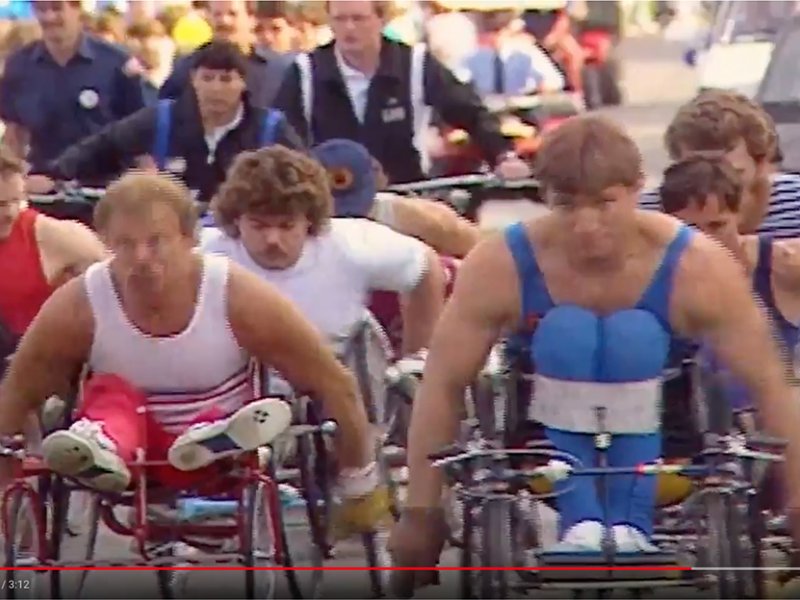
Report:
436,338,787,599
1,313,403,600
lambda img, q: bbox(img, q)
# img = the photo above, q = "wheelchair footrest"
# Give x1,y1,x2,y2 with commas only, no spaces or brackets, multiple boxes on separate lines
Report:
536,550,684,581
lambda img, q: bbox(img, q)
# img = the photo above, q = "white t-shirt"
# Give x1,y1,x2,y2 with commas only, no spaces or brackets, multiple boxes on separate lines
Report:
200,218,428,347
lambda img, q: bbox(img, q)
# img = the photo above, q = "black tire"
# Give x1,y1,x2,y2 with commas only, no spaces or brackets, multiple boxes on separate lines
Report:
4,487,42,599
702,492,754,597
241,483,278,600
73,495,101,598
47,476,69,599
478,500,512,599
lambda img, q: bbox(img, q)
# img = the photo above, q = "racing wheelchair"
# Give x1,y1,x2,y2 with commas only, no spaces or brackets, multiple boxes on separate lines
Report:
3,189,411,599
421,336,788,599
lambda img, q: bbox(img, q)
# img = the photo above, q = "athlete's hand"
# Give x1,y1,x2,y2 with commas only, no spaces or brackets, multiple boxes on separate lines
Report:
133,155,159,172
495,152,532,180
388,507,448,598
25,175,55,194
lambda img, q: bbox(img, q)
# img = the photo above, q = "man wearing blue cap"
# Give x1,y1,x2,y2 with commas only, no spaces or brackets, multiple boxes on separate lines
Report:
312,138,481,257
310,138,481,354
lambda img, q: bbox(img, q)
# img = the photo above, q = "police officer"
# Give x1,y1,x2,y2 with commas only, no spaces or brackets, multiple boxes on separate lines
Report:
159,0,292,109
32,40,305,209
0,0,146,174
272,0,530,184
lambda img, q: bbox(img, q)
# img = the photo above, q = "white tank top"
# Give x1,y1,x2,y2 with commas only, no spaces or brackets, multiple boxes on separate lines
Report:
83,254,254,434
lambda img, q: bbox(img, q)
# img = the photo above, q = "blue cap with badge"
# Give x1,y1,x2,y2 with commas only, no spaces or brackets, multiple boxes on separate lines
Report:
310,139,377,218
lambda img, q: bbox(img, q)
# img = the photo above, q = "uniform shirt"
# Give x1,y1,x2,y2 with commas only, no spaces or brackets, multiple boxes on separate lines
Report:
159,42,292,109
43,89,305,204
639,171,800,239
273,37,510,184
464,44,564,95
200,218,428,349
0,34,146,172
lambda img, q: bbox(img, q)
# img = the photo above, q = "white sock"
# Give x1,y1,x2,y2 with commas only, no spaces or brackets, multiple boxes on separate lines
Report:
338,461,379,497
562,520,603,548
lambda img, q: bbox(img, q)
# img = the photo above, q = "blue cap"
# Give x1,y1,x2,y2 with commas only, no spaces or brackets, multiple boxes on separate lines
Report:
311,139,377,218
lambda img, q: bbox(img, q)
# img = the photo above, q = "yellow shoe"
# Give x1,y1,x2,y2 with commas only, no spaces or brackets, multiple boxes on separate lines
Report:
331,485,394,542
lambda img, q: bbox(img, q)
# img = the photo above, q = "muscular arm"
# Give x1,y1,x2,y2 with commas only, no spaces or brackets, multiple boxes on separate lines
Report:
37,217,108,287
770,239,800,290
226,263,370,469
671,235,800,542
405,236,518,507
371,193,481,258
0,279,93,436
400,247,446,355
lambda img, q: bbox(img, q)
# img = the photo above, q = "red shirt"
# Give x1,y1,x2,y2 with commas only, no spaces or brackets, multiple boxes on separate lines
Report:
0,209,54,336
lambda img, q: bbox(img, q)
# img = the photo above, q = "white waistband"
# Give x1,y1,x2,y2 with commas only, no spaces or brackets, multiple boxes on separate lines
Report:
530,374,662,434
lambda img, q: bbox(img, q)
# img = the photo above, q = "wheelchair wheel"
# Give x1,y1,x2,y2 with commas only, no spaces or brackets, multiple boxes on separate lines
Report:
241,482,278,600
284,431,326,599
459,497,517,599
4,486,44,599
701,491,755,598
73,495,101,598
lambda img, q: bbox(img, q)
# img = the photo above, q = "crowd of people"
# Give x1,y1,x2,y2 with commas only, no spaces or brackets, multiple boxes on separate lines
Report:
1,0,800,596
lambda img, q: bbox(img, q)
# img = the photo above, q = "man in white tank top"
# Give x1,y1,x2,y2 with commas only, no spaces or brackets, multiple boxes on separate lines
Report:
0,171,392,538
202,145,446,357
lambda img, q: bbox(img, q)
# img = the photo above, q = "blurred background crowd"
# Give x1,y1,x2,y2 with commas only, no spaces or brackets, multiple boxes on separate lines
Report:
0,0,716,106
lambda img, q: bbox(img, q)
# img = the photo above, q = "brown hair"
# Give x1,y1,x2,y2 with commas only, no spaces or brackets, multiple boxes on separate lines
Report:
324,0,391,21
127,18,167,40
534,115,642,196
665,90,775,164
660,156,743,215
0,146,26,178
212,146,333,237
94,171,198,236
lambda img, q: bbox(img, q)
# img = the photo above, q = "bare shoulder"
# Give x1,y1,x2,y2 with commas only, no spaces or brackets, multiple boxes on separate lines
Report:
770,238,800,287
21,275,94,357
35,215,106,257
670,229,752,336
453,225,523,326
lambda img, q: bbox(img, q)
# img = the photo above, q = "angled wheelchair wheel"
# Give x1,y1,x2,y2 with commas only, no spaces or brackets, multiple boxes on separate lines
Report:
282,436,326,599
73,495,101,599
700,491,756,598
241,482,279,600
4,486,44,600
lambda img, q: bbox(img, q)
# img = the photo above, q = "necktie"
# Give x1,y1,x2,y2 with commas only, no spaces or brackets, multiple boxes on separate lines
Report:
493,50,505,94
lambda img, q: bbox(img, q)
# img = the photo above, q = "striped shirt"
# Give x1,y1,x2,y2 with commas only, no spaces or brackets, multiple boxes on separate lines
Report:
639,172,800,239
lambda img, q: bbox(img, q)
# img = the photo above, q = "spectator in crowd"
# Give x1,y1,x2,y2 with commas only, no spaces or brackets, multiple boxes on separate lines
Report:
32,40,304,207
254,1,297,54
0,0,146,174
88,7,127,45
126,18,175,104
465,8,565,96
160,0,292,108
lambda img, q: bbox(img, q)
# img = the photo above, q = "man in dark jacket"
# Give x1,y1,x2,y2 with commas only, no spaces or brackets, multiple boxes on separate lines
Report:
272,0,530,184
160,0,292,108
32,40,304,208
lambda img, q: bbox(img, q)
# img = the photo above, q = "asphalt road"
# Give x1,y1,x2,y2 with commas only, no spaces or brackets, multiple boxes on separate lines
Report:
6,35,762,600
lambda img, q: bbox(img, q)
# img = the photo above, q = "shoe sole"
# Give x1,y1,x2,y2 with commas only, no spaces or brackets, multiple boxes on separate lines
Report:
42,431,130,493
168,398,292,472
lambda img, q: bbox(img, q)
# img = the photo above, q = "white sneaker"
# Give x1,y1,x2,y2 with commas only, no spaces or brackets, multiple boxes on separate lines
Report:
547,520,604,553
42,419,130,493
612,524,660,553
167,398,292,472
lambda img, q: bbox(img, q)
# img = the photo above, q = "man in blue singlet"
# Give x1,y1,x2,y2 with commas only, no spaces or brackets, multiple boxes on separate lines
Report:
661,156,800,431
387,115,800,595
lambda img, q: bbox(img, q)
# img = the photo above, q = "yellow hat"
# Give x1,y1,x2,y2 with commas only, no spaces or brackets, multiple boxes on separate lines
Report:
172,12,213,54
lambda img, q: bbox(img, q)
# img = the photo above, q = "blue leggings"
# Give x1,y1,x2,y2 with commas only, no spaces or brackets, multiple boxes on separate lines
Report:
545,428,661,538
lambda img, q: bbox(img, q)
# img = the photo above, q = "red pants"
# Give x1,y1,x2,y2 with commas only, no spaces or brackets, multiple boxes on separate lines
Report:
78,373,231,490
